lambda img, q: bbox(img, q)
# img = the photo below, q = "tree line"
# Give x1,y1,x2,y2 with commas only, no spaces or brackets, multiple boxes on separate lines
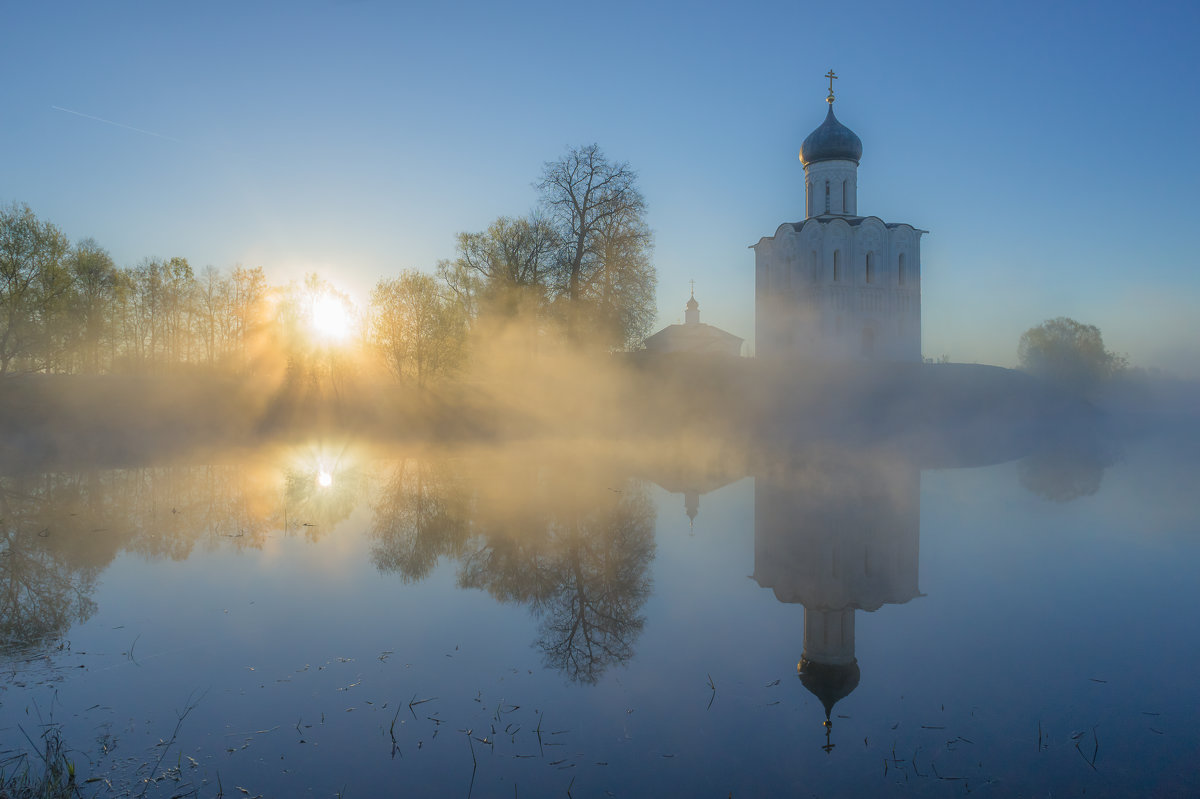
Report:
0,204,272,377
0,144,656,383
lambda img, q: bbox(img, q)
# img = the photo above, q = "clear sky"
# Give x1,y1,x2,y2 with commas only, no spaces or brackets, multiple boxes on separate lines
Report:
4,0,1198,374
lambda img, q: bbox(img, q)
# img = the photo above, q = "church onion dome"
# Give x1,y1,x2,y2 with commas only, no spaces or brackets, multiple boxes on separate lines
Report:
798,657,861,721
799,105,863,166
686,295,699,311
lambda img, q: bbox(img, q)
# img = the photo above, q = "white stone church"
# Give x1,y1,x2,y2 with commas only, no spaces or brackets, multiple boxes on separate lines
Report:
754,78,924,362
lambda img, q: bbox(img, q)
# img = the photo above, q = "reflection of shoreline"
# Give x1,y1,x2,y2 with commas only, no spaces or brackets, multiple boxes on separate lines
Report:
0,447,368,655
0,412,1112,676
369,453,657,683
0,445,660,684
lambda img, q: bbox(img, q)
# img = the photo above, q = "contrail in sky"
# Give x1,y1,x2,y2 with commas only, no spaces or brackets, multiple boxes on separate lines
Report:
51,105,185,144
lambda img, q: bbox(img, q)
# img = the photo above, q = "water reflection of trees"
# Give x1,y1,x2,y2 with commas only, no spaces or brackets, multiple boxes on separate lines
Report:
370,454,656,683
0,476,105,652
1017,435,1117,503
1,447,656,682
370,459,472,581
0,450,367,654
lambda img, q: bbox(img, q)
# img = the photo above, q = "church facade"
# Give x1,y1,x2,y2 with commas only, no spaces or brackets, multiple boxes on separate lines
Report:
754,78,924,362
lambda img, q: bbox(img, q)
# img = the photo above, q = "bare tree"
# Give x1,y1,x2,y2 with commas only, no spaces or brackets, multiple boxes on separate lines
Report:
586,201,657,349
453,215,559,316
230,265,268,368
537,144,655,348
196,265,231,367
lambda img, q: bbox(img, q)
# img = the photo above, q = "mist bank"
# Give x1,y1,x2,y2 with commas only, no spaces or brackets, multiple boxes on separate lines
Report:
0,357,1116,473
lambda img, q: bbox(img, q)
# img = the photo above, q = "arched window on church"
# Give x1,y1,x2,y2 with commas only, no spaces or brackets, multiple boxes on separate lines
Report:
842,180,848,214
806,181,812,215
832,249,841,282
824,181,830,213
866,252,875,284
898,252,907,286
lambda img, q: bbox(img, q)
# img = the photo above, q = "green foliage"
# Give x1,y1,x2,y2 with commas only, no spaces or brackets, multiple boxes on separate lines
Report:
67,239,117,373
1018,317,1126,394
370,271,465,385
0,203,71,375
1,203,271,377
0,725,80,799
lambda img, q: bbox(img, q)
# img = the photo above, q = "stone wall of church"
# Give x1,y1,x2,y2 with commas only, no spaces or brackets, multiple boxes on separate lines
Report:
754,217,922,362
752,453,921,612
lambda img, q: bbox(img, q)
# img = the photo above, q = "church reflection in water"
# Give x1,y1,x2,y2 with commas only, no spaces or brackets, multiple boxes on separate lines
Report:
752,451,921,751
4,435,1106,701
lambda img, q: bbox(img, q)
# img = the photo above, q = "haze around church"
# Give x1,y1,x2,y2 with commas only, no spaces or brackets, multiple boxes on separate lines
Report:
3,0,1198,374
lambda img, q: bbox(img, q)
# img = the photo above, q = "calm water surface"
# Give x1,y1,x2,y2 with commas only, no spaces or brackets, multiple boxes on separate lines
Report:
1,429,1197,797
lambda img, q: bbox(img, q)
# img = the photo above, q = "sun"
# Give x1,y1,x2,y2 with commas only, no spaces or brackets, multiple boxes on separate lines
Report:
309,293,351,343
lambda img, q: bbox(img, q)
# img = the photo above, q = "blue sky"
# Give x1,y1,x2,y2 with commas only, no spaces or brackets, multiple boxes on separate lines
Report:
4,0,1198,373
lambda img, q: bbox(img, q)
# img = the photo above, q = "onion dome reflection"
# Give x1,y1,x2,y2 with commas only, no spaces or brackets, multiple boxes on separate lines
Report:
753,450,921,750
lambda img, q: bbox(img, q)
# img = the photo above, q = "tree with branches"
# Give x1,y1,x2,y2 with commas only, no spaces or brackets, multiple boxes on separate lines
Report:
537,144,655,349
0,203,71,375
1018,317,1126,395
370,270,465,385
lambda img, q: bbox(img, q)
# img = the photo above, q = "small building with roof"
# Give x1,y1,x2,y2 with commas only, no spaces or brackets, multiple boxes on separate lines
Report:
643,290,744,357
753,72,925,362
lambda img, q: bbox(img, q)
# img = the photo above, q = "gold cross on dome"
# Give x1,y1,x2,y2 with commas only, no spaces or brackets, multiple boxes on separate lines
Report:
825,69,838,104
689,278,695,297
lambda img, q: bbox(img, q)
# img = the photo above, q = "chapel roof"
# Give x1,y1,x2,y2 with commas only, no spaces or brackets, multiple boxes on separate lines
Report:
643,322,744,351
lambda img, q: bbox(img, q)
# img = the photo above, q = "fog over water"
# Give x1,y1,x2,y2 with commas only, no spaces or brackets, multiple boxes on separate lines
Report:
1,205,1197,794
4,7,1198,794
1,383,1197,797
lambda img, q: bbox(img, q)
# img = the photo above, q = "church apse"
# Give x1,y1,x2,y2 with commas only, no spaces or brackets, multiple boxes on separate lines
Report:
752,450,921,749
